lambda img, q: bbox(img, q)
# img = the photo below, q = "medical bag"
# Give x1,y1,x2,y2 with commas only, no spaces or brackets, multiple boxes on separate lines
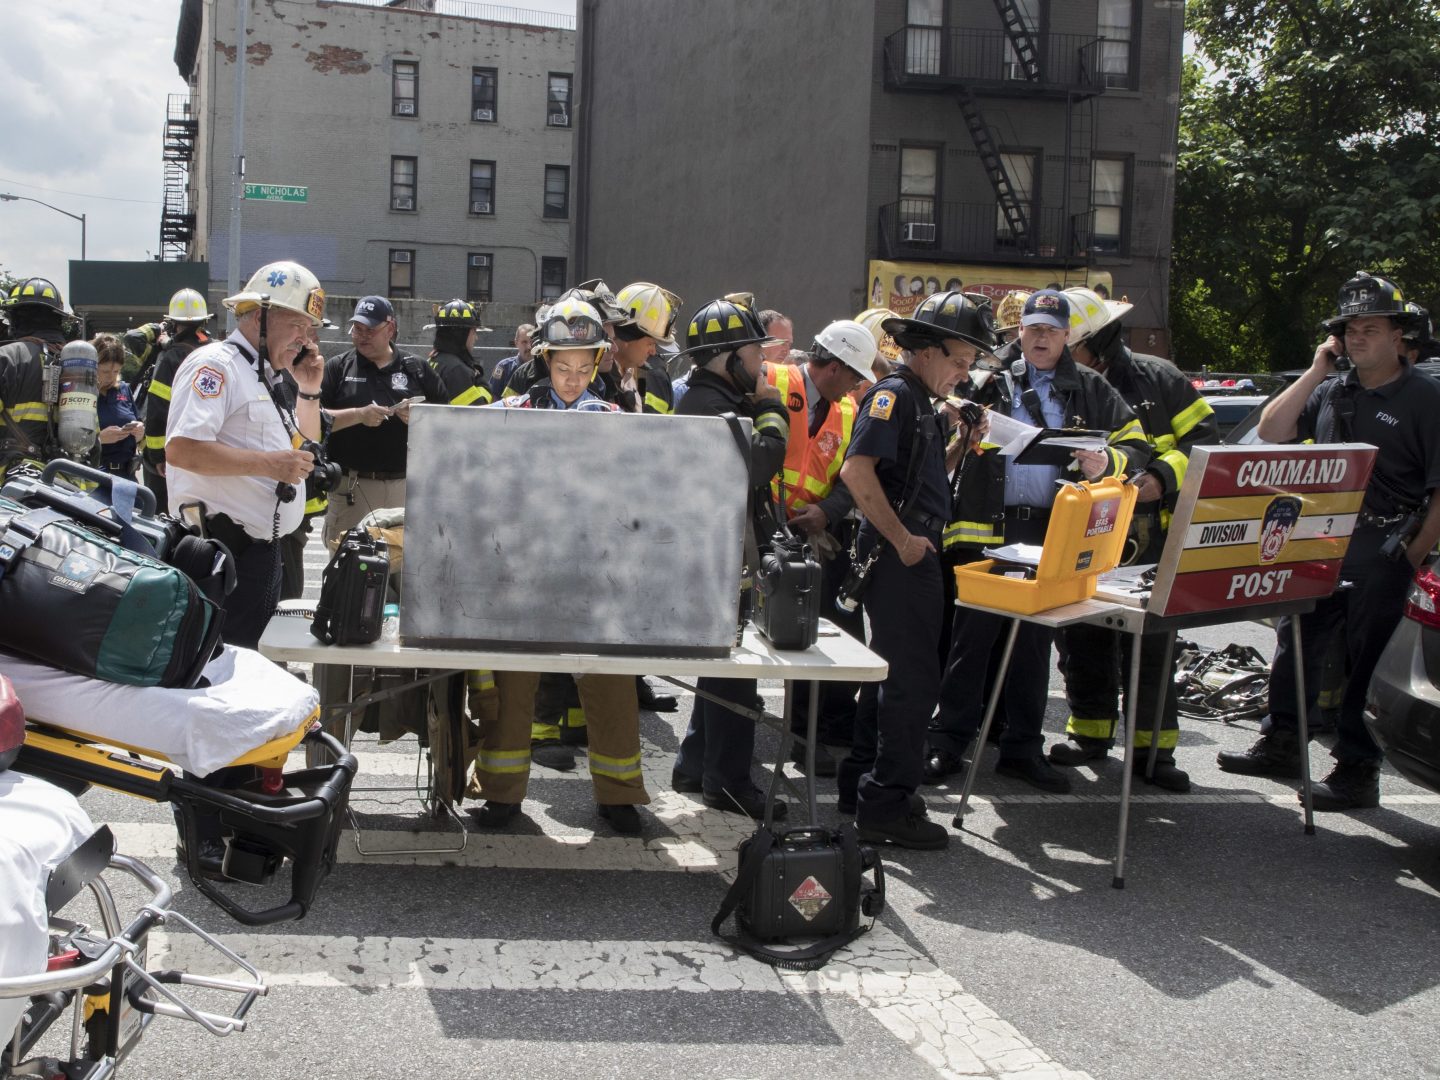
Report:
0,495,223,688
712,823,884,970
310,528,390,646
751,528,822,651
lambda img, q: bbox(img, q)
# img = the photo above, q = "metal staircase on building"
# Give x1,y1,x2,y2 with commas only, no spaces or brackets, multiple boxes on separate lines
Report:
160,93,197,261
955,84,1029,243
992,0,1041,82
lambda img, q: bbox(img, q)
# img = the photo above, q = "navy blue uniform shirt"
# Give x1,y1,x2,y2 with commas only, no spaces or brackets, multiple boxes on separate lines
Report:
848,367,950,529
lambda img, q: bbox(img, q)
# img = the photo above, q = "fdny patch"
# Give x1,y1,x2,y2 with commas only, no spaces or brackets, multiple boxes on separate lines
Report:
788,875,833,921
391,370,410,392
192,365,225,399
816,430,841,455
869,390,895,420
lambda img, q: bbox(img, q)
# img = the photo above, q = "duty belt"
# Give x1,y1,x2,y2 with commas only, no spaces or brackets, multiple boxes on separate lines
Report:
1356,509,1408,529
909,512,945,533
346,468,405,481
1005,505,1050,521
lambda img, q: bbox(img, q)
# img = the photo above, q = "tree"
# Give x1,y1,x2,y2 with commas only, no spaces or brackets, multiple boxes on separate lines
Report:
1173,0,1440,371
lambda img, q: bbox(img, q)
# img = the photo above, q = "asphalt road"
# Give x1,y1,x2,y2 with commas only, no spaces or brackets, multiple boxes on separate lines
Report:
41,545,1440,1080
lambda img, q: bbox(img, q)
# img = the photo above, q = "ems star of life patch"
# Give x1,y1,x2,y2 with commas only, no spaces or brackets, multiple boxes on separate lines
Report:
192,365,225,399
869,390,895,420
789,875,833,921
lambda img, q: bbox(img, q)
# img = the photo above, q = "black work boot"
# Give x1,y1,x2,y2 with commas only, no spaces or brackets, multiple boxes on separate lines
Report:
858,812,949,850
1308,763,1381,811
1216,730,1302,778
1135,755,1191,793
1048,736,1112,767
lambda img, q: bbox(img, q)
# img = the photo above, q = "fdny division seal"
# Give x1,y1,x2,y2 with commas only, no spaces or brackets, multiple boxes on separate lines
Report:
1258,495,1303,565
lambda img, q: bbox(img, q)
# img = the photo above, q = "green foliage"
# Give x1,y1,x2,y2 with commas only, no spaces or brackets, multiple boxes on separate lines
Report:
1173,0,1440,370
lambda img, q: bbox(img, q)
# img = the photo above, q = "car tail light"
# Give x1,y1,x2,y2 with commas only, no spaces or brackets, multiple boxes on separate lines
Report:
1404,566,1440,628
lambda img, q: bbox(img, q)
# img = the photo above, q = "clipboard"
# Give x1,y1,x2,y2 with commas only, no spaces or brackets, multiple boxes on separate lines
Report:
1010,427,1109,468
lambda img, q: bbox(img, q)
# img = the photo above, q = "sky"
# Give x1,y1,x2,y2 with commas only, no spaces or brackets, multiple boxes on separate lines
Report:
0,0,577,304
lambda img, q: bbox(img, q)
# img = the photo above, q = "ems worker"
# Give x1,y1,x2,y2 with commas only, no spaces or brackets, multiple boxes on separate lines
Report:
671,297,791,820
318,295,446,548
766,320,876,775
1050,287,1217,792
468,296,651,835
837,291,996,850
926,290,1150,793
165,260,326,649
1219,271,1440,810
424,299,494,406
0,278,77,476
139,288,214,511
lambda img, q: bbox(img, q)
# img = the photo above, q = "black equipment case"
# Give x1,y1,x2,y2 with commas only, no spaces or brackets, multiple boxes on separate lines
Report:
310,528,390,646
752,530,822,651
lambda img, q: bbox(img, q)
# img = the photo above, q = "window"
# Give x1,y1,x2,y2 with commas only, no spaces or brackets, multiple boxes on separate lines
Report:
471,67,497,122
547,73,572,126
467,253,493,303
1090,157,1128,254
390,156,416,211
392,60,418,116
898,145,938,243
996,151,1036,243
543,165,570,219
389,249,415,298
1098,0,1135,88
469,161,495,215
904,0,942,77
540,257,566,301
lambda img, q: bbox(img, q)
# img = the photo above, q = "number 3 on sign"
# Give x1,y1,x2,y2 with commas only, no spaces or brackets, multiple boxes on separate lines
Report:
1324,517,1334,535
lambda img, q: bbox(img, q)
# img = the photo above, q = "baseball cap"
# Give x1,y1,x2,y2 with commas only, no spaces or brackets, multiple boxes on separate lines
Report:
1020,289,1070,330
349,295,395,327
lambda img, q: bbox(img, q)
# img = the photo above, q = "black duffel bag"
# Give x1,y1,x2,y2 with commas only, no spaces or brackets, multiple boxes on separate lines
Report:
0,495,223,687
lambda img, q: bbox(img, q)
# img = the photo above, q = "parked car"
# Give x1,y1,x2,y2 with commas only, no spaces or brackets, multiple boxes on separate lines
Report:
1365,565,1440,795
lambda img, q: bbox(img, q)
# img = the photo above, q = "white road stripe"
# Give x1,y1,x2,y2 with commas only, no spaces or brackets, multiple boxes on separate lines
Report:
147,926,1093,1080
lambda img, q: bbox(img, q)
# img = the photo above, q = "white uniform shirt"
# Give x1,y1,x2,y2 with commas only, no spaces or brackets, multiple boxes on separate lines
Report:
166,331,305,540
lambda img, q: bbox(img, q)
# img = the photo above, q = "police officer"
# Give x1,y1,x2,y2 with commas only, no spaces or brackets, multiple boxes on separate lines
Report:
0,278,75,476
1218,271,1440,810
165,260,326,648
765,320,876,776
423,299,494,407
670,296,791,820
319,295,446,548
926,290,1150,794
836,291,997,849
139,288,214,511
1050,287,1217,792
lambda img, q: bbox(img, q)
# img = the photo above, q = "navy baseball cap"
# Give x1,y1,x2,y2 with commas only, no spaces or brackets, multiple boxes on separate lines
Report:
349,295,395,327
1021,289,1070,330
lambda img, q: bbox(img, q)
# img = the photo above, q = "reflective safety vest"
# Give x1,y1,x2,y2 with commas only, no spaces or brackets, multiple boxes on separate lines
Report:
765,363,854,514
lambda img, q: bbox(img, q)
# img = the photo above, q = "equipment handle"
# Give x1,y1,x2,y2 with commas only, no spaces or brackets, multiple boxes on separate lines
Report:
42,459,158,516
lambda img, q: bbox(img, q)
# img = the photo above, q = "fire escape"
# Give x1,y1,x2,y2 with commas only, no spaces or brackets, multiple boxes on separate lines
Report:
160,93,197,261
881,0,1105,266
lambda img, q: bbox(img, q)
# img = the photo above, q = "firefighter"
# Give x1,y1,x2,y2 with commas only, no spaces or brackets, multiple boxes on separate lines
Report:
993,290,1031,346
609,281,681,414
0,277,81,476
1049,287,1217,792
423,299,493,406
500,280,626,398
765,320,876,775
468,296,651,835
138,288,214,511
855,307,902,382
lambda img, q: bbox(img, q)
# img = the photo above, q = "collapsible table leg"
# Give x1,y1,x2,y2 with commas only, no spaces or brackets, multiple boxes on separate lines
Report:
764,684,793,832
1144,631,1177,779
953,618,1021,828
1113,630,1144,888
805,680,820,823
1293,618,1314,835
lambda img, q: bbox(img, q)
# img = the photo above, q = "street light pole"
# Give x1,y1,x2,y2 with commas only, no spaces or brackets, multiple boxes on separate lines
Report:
0,193,86,260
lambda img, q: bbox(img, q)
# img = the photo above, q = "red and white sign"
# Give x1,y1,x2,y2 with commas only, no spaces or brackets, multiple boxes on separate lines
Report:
1147,445,1377,619
788,875,833,921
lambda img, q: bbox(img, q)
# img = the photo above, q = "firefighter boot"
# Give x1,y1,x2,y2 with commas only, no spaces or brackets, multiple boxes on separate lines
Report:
1217,729,1303,778
1308,762,1381,811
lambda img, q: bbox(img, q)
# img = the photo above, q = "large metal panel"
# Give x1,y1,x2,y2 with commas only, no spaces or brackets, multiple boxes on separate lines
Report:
401,406,749,655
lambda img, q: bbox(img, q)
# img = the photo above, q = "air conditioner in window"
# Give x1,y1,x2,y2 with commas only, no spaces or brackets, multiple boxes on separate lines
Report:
394,196,415,211
395,101,416,116
548,112,569,126
471,201,491,214
392,251,412,264
470,254,490,268
903,222,937,243
473,107,494,121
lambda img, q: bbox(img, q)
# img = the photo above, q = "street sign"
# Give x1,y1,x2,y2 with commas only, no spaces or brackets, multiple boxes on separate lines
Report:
243,183,308,203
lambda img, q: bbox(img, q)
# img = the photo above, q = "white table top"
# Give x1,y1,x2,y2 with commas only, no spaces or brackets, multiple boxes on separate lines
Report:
259,609,887,683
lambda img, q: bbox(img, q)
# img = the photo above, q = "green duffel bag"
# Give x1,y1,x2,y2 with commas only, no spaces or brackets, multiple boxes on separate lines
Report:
0,495,223,687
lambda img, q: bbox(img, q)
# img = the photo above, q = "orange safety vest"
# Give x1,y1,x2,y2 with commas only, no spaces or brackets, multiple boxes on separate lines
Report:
765,363,855,515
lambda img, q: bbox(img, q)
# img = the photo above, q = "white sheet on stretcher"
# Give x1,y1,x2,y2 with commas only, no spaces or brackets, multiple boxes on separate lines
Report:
2,646,319,777
0,771,96,1039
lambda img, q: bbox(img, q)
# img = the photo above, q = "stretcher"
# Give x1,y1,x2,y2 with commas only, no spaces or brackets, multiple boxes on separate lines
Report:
6,646,357,926
2,772,265,1079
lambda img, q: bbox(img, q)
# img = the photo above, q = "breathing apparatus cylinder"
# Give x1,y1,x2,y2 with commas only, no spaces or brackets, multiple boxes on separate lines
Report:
56,341,99,460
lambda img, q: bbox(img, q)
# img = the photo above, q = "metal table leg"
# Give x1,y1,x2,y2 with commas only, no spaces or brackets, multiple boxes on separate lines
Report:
1293,618,1314,835
1113,628,1144,888
953,618,1021,828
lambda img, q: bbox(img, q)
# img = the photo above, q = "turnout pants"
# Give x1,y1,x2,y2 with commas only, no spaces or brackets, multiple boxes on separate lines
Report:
838,540,946,825
1263,527,1414,766
472,671,648,805
1057,626,1180,753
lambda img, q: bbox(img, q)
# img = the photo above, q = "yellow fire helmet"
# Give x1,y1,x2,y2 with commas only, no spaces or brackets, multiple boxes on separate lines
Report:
1062,287,1133,347
616,282,683,344
994,290,1032,334
167,287,212,323
854,307,902,363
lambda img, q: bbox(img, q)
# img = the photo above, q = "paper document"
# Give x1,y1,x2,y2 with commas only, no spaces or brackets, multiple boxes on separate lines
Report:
982,543,1045,566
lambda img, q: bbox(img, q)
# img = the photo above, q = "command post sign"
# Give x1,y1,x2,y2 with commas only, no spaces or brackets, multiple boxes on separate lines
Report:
1147,444,1377,619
